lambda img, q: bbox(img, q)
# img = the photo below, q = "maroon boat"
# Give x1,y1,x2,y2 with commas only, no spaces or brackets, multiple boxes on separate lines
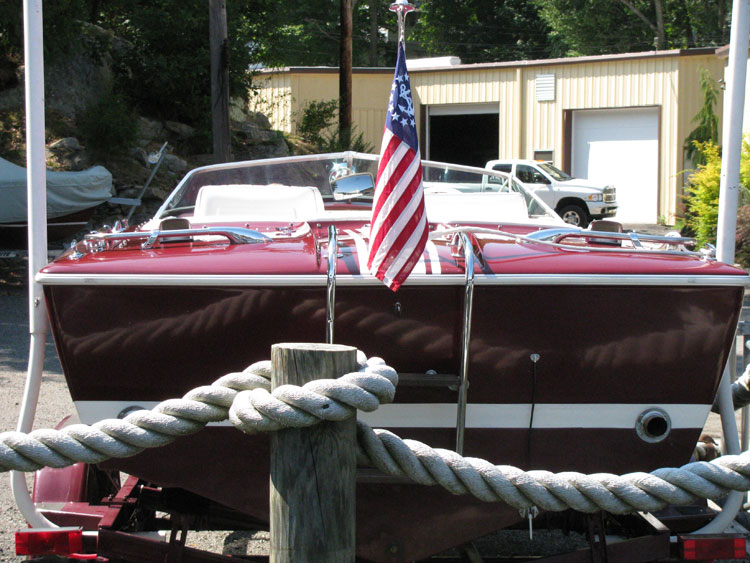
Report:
29,153,748,561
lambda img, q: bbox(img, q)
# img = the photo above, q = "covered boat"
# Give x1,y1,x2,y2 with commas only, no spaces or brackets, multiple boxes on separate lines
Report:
0,156,113,246
32,152,749,561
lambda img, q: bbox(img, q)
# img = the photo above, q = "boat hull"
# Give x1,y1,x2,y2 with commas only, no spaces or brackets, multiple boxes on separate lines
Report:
43,281,743,561
0,207,97,248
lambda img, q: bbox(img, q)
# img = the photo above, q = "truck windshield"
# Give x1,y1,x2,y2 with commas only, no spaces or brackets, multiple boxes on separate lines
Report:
538,162,573,181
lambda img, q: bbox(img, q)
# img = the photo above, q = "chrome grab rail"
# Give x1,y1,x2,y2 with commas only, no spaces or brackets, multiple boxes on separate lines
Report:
326,225,337,344
455,231,476,455
526,227,696,248
83,227,272,250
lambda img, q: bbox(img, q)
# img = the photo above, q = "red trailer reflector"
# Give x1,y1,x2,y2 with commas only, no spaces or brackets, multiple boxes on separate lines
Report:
679,535,747,560
15,527,83,556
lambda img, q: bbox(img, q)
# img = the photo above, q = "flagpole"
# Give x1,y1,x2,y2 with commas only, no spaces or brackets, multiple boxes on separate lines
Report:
389,0,414,44
368,0,426,292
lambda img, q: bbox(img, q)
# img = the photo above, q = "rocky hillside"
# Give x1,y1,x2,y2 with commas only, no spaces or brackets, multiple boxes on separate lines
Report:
0,27,295,245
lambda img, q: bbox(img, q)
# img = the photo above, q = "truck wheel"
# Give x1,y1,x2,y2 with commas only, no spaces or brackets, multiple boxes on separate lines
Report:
558,204,588,227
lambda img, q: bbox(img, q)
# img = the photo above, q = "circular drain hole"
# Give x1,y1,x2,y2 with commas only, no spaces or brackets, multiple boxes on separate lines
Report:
635,408,671,443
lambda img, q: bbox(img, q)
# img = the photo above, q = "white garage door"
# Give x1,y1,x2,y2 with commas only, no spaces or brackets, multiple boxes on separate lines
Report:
572,107,659,224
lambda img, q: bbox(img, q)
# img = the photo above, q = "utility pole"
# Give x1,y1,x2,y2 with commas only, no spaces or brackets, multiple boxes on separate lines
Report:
209,0,232,163
369,0,379,66
339,0,353,148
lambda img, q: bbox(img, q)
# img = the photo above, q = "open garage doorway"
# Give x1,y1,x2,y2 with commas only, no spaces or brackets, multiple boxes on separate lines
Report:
426,104,499,168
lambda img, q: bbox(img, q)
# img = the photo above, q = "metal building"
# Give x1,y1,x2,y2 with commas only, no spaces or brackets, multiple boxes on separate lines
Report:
254,47,726,224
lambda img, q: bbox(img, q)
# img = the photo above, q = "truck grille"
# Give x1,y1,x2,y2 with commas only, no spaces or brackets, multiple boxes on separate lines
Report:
604,187,616,203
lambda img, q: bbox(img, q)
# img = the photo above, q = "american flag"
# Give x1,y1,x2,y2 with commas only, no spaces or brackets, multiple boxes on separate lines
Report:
367,42,428,292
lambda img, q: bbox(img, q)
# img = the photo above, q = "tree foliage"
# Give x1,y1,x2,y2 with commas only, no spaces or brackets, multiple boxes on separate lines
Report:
534,0,730,57
411,0,552,63
0,0,91,63
684,68,720,167
93,0,270,125
248,1,398,68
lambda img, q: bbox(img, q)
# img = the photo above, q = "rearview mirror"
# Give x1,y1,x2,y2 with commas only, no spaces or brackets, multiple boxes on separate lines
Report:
332,172,375,200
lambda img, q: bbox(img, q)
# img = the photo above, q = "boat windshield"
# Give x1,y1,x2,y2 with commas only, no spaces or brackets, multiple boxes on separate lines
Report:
155,152,562,225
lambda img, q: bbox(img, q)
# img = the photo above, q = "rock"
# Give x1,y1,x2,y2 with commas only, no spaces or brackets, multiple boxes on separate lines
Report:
130,147,148,166
230,97,247,123
137,117,164,142
164,121,195,139
0,85,23,112
149,185,172,200
248,111,272,130
46,137,90,171
49,137,83,152
163,154,187,174
233,123,278,143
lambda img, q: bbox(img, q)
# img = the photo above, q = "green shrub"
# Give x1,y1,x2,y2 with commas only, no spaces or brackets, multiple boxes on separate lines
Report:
77,90,137,160
297,100,338,145
296,99,374,153
320,126,374,153
683,141,722,247
682,137,750,266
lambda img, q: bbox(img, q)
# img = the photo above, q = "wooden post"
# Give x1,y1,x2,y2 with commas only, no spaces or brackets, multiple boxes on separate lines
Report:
269,343,357,562
209,0,232,164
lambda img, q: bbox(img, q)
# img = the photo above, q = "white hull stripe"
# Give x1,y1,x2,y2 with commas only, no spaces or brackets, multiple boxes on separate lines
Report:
74,401,711,430
38,273,750,288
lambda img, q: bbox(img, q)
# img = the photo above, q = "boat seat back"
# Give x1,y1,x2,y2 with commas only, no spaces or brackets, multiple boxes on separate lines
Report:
193,184,325,221
424,191,529,223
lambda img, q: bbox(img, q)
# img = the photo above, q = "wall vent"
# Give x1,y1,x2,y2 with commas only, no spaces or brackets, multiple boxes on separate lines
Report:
536,74,555,102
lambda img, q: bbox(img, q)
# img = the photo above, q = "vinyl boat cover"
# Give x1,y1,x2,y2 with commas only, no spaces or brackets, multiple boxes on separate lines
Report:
0,157,113,224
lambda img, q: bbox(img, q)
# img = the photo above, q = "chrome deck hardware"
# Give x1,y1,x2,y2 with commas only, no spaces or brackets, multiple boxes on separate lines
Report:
326,225,338,344
81,226,272,251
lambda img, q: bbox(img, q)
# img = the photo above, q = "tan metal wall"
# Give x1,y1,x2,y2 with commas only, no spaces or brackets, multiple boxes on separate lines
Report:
254,51,723,223
252,71,392,151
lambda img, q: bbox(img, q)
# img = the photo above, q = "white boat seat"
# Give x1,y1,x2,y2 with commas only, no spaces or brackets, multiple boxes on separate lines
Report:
193,184,326,222
425,191,529,223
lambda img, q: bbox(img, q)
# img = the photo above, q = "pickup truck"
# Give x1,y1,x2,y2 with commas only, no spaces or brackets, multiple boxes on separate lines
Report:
485,159,617,227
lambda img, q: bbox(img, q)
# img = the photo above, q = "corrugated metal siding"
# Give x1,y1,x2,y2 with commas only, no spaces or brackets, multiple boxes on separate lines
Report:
253,71,391,150
250,73,293,133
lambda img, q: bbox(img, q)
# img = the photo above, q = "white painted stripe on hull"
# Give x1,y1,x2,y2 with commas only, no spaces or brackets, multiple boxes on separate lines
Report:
37,272,750,288
74,401,711,430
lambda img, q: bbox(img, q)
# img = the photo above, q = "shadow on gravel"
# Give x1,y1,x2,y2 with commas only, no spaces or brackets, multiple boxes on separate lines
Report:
0,295,62,375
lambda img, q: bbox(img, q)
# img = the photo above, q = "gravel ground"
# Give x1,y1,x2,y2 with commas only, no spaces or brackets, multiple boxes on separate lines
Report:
0,249,746,561
0,287,71,561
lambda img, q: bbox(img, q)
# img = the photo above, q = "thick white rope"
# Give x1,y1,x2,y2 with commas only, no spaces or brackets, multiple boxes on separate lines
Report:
3,352,750,515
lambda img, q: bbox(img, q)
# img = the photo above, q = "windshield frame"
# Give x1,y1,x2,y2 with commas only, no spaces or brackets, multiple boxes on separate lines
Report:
153,152,564,226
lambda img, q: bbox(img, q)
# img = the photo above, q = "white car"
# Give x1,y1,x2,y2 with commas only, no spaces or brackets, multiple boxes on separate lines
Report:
485,159,618,227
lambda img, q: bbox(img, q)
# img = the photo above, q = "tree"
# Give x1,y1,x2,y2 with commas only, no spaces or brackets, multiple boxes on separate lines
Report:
534,0,730,57
92,0,270,125
684,68,720,167
248,1,397,68
411,0,553,63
